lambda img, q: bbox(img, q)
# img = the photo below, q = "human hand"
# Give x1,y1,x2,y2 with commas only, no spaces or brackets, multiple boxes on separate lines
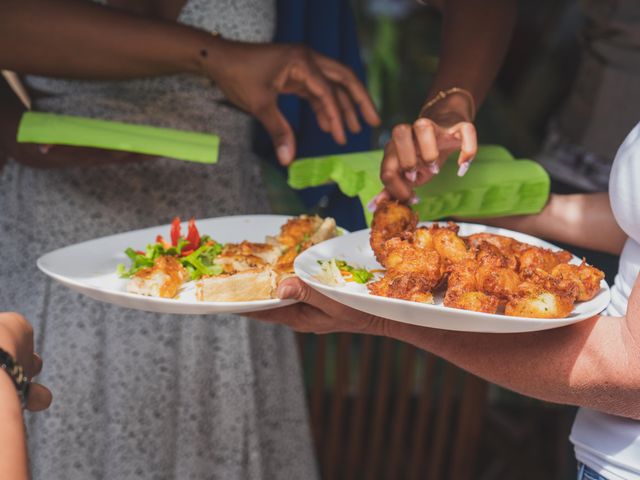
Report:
0,312,52,412
204,41,380,165
249,277,391,336
375,94,477,206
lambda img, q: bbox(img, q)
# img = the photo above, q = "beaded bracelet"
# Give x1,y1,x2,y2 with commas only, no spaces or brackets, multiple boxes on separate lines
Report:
419,87,476,120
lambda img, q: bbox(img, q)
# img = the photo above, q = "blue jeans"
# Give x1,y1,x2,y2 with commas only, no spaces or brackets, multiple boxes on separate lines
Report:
577,463,609,480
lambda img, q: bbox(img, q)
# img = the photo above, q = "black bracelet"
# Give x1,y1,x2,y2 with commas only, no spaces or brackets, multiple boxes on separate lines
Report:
0,347,29,410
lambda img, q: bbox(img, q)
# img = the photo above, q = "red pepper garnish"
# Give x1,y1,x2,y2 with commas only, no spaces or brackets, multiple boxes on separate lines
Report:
156,235,171,250
185,218,201,249
166,217,202,256
170,217,181,246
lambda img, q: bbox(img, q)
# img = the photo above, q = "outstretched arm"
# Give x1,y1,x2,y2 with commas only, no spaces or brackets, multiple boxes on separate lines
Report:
252,275,640,420
0,0,212,80
379,0,517,203
0,0,379,165
471,193,627,256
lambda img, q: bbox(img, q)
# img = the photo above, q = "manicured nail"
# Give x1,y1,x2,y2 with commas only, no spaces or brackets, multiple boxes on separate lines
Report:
429,162,440,175
457,162,470,177
405,169,418,183
410,194,420,205
367,192,384,212
277,145,291,164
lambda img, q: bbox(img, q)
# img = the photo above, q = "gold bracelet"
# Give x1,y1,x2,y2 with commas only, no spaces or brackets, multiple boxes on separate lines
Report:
419,87,476,120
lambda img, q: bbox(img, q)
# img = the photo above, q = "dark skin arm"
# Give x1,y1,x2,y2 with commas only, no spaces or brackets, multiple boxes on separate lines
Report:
378,0,517,204
0,0,379,166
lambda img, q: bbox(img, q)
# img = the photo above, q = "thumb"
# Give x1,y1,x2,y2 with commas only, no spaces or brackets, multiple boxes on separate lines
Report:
277,277,352,320
277,277,313,302
255,103,296,166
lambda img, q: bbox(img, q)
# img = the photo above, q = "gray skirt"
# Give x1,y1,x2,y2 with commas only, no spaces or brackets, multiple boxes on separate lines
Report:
0,134,317,479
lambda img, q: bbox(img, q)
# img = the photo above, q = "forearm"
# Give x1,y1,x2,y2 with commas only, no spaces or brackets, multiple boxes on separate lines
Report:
0,373,28,480
535,193,626,254
0,0,220,80
388,314,640,419
426,0,516,113
491,193,627,255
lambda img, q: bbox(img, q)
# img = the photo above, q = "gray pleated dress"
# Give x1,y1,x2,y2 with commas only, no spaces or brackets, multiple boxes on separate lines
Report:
0,1,318,479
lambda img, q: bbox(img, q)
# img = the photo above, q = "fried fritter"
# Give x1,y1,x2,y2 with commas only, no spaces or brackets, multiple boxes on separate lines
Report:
505,282,575,318
370,201,418,263
368,274,435,303
518,246,573,273
474,241,518,270
383,236,443,279
430,223,472,267
445,259,479,298
551,261,604,302
465,233,527,255
444,291,500,314
475,264,521,302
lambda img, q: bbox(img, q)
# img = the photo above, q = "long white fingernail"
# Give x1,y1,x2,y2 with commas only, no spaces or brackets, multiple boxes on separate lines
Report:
405,169,418,183
457,162,470,177
367,192,384,212
429,162,440,175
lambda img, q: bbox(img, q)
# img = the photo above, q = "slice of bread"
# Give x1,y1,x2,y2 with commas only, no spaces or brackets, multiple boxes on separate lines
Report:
196,268,276,302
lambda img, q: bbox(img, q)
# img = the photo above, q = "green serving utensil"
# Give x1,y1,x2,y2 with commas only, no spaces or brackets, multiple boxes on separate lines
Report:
288,146,549,225
17,112,219,164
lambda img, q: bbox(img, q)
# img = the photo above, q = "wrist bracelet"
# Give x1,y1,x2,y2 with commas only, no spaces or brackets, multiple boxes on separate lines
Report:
419,87,476,120
0,348,29,410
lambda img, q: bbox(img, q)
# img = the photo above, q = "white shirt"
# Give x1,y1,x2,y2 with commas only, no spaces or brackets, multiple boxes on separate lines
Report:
570,122,640,479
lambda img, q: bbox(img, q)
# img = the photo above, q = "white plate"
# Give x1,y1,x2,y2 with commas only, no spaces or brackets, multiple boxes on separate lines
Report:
37,215,298,315
294,223,611,333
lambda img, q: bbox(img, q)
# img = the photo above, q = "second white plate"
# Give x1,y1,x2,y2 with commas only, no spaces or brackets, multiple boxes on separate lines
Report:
294,223,610,333
37,215,298,315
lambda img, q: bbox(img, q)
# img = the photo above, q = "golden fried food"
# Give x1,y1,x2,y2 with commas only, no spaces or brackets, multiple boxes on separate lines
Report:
365,217,604,319
277,215,323,248
474,241,518,270
445,259,479,298
518,246,573,273
274,215,338,274
444,291,500,314
505,282,575,318
465,233,527,255
370,201,418,263
430,224,472,267
368,274,434,303
551,262,604,301
475,264,521,302
382,236,443,282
